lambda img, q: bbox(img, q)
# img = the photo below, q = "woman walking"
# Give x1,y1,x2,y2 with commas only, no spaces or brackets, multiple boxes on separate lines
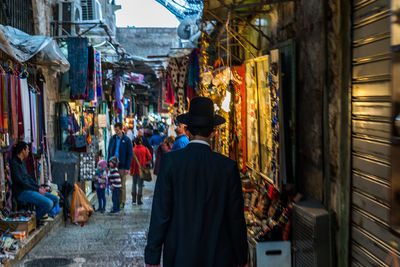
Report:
130,137,151,205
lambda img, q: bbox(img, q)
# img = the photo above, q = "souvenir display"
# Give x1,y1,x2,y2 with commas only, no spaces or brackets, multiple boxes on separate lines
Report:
79,153,96,181
256,56,273,177
245,60,260,171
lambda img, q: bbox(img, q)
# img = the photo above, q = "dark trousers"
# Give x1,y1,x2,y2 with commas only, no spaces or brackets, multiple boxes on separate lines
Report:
96,188,106,210
112,187,120,211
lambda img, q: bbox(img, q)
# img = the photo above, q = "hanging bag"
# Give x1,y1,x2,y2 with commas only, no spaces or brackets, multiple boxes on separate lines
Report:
133,153,152,182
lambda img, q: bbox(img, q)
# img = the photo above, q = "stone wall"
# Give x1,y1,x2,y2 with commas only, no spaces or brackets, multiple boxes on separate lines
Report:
116,27,180,58
32,0,60,157
269,0,351,265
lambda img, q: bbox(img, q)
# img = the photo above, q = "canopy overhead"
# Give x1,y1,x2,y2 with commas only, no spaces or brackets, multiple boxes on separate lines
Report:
0,25,69,72
155,0,203,20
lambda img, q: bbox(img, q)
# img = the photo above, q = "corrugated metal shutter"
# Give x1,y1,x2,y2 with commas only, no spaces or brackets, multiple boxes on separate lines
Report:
351,0,400,265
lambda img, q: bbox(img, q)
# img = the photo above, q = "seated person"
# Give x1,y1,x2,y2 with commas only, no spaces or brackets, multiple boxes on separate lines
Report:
10,142,59,224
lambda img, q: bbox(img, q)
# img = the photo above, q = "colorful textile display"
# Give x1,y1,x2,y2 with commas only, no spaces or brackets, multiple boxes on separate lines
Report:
68,37,89,100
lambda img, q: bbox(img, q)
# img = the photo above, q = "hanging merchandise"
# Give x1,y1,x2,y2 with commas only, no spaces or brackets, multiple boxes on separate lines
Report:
19,78,31,143
114,75,124,114
167,56,189,114
166,76,174,105
187,48,200,100
95,51,102,99
79,153,95,181
87,46,96,103
68,37,89,100
269,50,281,185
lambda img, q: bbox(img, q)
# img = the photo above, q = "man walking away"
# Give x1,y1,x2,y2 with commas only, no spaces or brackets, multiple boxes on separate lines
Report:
145,97,248,267
170,123,189,151
107,123,133,209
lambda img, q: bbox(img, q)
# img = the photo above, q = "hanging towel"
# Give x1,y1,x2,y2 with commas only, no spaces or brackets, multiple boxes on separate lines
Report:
20,79,31,143
68,37,89,100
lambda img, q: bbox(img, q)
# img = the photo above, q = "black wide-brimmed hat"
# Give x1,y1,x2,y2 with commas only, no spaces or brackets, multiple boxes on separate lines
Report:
177,97,226,127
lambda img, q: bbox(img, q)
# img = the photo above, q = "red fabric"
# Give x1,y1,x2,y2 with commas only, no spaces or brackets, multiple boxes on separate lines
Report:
166,76,174,105
130,144,151,175
10,75,18,141
234,65,246,172
186,85,196,101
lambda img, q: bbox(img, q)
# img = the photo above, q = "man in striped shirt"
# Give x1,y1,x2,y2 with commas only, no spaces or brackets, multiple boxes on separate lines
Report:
108,156,121,214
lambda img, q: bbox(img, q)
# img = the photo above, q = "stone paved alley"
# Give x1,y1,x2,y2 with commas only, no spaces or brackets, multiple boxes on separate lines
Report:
15,177,155,267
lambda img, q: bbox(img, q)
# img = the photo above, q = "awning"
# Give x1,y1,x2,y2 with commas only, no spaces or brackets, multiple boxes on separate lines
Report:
0,25,69,72
155,0,203,20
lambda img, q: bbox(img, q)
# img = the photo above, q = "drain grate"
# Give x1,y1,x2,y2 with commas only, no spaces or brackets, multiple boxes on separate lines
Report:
24,258,74,267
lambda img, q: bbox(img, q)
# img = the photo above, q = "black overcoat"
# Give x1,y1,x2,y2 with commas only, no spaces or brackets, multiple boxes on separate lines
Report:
145,142,248,267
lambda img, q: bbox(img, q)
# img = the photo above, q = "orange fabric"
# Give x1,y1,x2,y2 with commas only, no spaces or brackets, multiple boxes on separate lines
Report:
130,144,151,175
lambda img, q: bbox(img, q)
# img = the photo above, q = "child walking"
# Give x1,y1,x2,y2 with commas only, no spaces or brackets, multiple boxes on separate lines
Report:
95,160,108,213
108,156,121,214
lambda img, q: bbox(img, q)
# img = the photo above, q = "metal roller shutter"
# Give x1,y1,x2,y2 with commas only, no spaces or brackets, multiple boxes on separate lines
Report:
351,0,399,265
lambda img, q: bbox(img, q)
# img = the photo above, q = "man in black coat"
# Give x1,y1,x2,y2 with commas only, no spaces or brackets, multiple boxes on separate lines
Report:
145,97,248,267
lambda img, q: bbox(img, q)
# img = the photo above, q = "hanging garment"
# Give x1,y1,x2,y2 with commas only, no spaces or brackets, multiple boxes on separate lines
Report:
68,37,89,100
30,89,37,154
37,91,44,153
187,48,200,89
167,57,189,113
166,76,174,105
9,74,18,142
0,74,4,133
95,51,102,98
0,153,5,203
16,78,24,139
87,46,96,102
114,75,123,114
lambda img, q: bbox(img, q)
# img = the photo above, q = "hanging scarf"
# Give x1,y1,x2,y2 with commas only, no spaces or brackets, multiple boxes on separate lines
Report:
30,89,37,154
95,51,102,98
114,75,123,114
9,74,18,142
68,37,89,100
166,76,174,105
20,79,32,143
87,46,96,102
0,74,4,133
17,78,24,139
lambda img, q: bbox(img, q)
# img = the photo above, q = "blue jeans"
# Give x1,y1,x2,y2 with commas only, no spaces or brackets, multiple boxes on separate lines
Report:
96,188,106,210
132,174,143,197
17,191,59,221
112,187,120,211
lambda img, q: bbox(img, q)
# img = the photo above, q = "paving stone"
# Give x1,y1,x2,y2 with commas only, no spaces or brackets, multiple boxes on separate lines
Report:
16,176,155,267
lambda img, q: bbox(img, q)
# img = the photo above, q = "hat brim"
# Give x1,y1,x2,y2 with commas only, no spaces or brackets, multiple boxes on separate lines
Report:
177,113,226,127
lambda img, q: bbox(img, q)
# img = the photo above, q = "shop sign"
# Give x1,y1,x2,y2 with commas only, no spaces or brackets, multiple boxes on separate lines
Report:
98,114,107,128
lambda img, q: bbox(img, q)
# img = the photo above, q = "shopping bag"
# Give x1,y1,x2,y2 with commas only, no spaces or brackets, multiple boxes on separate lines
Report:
139,167,152,182
70,183,94,223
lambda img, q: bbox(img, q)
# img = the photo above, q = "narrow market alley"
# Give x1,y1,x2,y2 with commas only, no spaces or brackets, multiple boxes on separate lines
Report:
15,177,155,267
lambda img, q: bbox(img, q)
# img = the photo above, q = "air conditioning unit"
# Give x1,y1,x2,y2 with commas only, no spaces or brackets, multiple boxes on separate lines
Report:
57,0,82,37
292,200,330,267
81,0,103,21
